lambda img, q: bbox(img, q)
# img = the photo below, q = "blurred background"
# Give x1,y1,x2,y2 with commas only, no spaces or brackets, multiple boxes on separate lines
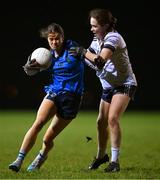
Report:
0,0,159,111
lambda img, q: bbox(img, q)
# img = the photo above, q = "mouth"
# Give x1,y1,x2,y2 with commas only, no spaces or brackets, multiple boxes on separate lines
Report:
51,45,57,49
93,33,98,37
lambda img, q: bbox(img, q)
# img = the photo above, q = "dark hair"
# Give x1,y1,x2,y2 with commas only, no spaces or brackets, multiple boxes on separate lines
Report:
40,23,64,39
89,8,117,30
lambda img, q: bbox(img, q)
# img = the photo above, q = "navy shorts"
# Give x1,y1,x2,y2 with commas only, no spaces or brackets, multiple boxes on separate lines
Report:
101,85,137,103
45,92,82,120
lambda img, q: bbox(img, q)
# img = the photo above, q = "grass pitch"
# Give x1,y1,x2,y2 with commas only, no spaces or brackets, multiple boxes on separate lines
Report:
0,110,160,179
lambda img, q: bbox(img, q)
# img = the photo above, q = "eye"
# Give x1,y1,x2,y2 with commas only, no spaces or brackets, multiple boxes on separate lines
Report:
48,38,53,41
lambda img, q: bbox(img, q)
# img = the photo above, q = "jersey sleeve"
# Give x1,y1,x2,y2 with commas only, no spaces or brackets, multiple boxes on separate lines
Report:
103,32,120,52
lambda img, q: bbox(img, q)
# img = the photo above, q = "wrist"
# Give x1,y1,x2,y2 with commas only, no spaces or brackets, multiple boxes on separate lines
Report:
93,55,100,63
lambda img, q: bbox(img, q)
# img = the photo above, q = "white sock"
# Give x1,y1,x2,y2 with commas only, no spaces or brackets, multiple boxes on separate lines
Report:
36,152,45,160
13,151,26,167
111,147,120,162
96,148,106,159
16,151,26,161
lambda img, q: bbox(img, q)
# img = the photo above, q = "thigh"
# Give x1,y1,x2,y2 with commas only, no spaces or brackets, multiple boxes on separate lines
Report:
98,99,110,120
44,115,72,140
109,94,130,119
34,98,57,126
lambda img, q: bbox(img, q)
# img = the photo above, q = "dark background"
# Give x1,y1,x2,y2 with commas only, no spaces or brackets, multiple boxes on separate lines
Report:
0,0,159,110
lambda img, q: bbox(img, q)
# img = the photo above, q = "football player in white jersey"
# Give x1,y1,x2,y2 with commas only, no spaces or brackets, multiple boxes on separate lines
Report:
84,8,137,172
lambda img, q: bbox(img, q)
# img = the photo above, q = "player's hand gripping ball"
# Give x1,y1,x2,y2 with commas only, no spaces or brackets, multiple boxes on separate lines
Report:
23,47,52,76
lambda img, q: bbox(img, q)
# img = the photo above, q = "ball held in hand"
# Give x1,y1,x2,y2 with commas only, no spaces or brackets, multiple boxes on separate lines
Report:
31,47,52,69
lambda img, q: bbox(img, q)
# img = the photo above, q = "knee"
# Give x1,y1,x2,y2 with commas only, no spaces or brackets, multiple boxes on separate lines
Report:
108,114,119,128
32,120,46,132
97,116,108,129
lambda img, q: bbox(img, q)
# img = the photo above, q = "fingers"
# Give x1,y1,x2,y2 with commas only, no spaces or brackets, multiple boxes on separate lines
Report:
23,56,41,76
29,59,41,67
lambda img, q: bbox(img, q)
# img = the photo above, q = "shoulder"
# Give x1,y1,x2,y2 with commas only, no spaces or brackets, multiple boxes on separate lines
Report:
105,31,121,41
104,31,126,49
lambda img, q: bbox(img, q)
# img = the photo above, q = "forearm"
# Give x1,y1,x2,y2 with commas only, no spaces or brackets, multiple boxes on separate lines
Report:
84,48,113,64
85,51,98,62
69,46,106,69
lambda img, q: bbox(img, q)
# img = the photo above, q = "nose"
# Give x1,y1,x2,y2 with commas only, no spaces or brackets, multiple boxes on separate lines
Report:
52,40,56,44
51,40,57,46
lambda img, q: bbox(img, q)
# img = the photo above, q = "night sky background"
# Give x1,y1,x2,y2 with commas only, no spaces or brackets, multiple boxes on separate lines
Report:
0,0,159,111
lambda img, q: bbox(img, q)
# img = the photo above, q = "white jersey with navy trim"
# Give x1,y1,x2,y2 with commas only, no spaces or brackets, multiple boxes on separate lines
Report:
85,31,137,89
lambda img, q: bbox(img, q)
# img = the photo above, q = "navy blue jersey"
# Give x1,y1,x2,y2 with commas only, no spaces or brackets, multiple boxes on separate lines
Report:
44,40,84,96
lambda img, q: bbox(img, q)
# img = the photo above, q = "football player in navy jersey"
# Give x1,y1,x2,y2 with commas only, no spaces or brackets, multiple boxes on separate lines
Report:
8,23,88,172
84,8,138,172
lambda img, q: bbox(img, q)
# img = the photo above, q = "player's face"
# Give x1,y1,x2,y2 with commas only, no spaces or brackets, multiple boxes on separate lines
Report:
47,32,64,51
90,17,106,40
